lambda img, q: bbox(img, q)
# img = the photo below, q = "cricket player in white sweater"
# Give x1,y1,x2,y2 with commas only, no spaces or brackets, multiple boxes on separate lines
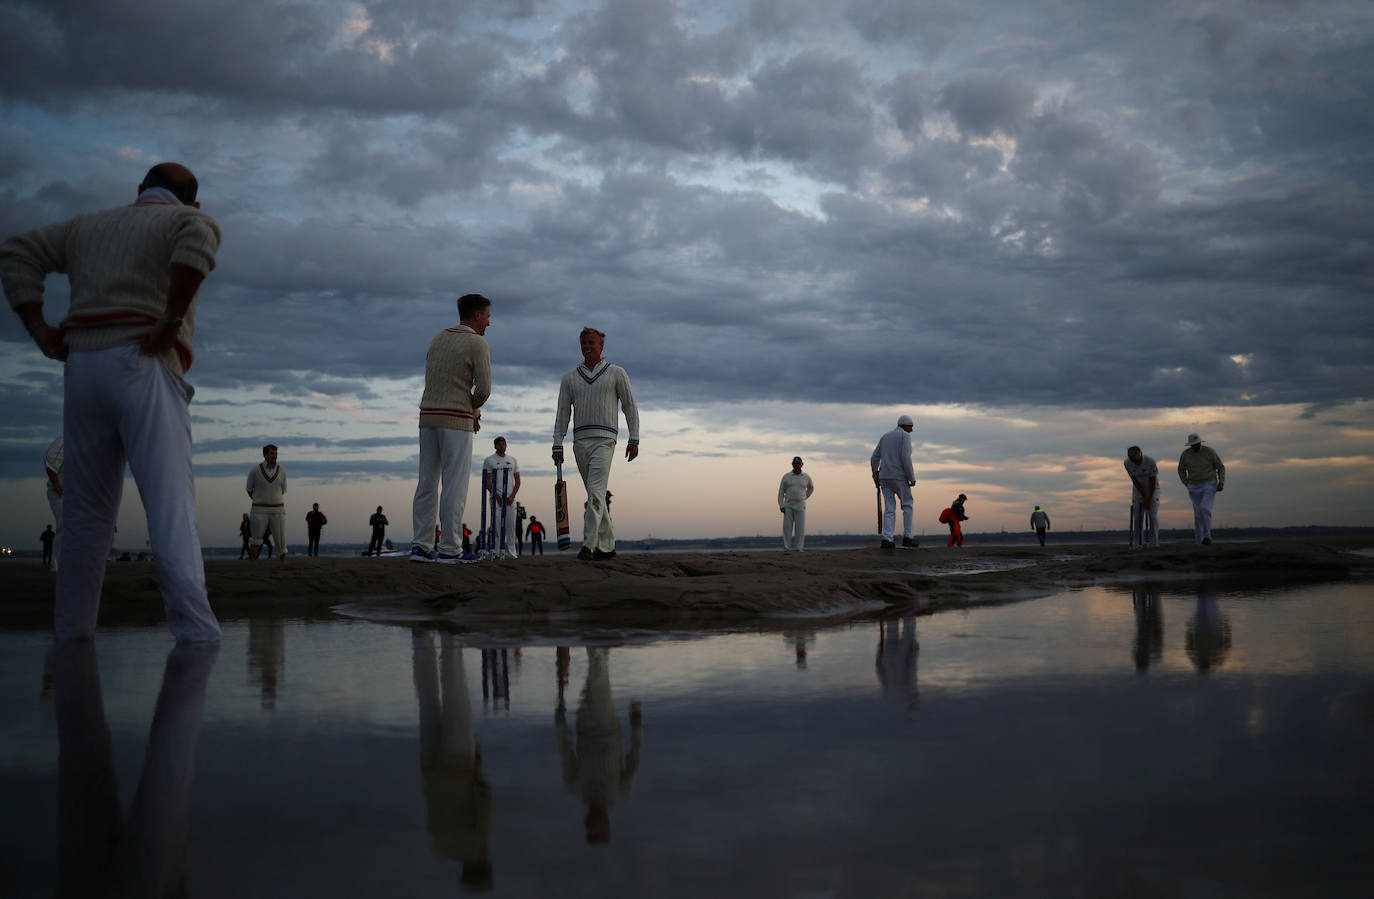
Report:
778,456,815,551
552,327,640,561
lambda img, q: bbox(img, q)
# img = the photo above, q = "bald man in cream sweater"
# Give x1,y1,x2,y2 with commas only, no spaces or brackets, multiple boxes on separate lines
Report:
552,327,640,561
1,162,222,642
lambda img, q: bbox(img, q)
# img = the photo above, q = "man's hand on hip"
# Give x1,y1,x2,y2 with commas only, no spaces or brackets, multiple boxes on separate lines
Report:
139,319,179,356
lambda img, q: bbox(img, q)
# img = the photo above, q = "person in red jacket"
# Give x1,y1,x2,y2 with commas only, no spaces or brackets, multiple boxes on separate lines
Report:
939,494,968,547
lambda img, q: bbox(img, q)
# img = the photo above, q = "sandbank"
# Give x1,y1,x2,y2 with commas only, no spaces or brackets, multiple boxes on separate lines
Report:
3,536,1371,636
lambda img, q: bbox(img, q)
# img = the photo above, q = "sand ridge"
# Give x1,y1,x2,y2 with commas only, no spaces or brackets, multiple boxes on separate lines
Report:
4,537,1369,635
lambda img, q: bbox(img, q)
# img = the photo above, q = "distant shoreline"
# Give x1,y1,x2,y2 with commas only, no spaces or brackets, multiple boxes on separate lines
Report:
4,525,1371,562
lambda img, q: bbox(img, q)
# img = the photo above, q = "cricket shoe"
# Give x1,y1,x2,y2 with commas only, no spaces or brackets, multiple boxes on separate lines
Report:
592,549,617,561
409,546,436,563
436,553,472,565
577,547,594,561
900,538,920,549
880,540,895,552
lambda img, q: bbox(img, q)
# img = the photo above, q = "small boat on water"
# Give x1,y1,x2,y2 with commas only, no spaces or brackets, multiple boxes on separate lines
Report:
641,536,657,551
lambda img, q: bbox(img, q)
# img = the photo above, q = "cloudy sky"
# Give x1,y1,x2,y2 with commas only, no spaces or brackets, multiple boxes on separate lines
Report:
2,0,1372,549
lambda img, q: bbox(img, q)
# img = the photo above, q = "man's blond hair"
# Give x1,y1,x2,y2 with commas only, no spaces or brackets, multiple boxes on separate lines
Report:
580,326,606,342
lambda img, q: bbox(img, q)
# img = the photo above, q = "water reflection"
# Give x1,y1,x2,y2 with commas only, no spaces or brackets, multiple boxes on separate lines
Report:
875,616,919,712
1185,590,1233,672
555,647,643,844
411,629,493,889
480,648,510,711
1131,585,1164,672
247,618,285,710
54,641,218,897
782,628,816,669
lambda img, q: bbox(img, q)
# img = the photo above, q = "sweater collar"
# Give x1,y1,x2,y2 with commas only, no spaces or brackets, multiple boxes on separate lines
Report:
134,187,183,206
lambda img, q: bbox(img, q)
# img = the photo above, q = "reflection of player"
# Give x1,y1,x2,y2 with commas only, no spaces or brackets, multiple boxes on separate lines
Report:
247,618,285,710
556,648,643,843
412,630,492,888
1185,591,1232,672
875,617,919,712
1131,585,1164,672
53,640,218,896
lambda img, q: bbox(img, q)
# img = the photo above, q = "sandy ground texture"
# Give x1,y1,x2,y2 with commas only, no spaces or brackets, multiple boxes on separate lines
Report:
4,537,1372,636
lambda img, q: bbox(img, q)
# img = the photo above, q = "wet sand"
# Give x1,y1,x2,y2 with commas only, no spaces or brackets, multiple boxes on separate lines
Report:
4,536,1371,634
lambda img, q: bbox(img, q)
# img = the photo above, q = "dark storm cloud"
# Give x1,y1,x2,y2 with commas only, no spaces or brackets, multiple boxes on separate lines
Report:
0,0,516,114
844,0,973,55
939,71,1037,138
1,0,1372,430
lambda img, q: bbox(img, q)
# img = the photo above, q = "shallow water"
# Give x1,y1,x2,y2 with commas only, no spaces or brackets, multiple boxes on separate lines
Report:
3,580,1373,897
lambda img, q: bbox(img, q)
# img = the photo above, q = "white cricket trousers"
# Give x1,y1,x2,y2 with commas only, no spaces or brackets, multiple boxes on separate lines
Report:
59,346,221,642
574,436,617,552
411,427,473,556
1186,480,1218,544
782,505,807,550
880,479,915,541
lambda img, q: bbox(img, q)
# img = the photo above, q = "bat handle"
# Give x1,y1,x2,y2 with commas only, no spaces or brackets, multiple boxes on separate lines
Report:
556,460,563,482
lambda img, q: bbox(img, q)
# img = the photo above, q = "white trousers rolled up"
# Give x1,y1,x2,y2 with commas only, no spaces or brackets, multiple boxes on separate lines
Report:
782,505,807,550
59,346,221,642
574,437,616,552
411,427,473,556
249,508,285,553
1186,480,1217,544
880,479,914,541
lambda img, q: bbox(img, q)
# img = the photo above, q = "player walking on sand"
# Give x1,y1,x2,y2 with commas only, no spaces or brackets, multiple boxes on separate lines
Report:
552,327,640,561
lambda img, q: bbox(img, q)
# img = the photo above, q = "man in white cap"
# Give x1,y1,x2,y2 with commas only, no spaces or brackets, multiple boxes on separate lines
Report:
871,416,919,552
1178,433,1225,545
778,455,815,551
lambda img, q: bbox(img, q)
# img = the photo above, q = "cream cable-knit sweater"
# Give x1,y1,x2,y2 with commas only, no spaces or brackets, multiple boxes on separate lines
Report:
246,463,287,507
552,360,640,451
0,199,220,376
417,325,491,431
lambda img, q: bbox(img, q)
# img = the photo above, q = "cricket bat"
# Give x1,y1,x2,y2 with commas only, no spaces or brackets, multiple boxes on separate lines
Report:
554,461,572,550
